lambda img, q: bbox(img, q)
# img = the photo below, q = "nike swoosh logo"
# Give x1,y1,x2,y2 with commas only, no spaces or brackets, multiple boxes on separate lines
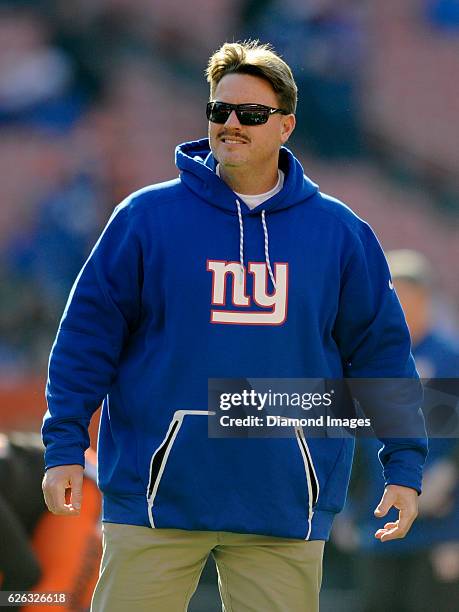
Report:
388,279,394,290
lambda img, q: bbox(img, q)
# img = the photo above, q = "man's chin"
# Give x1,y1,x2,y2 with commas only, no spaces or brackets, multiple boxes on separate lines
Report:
217,153,248,168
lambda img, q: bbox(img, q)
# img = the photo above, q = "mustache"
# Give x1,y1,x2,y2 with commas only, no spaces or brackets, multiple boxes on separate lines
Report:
218,131,250,143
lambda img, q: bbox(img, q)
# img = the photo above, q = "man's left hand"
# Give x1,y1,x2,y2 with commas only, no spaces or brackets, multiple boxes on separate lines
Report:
374,484,418,542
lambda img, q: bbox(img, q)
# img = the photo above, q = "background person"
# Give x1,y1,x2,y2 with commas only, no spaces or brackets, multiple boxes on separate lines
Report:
336,249,459,612
0,432,101,612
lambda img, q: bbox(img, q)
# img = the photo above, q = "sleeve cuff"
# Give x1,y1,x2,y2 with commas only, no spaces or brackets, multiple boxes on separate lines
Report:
382,448,426,495
44,445,85,471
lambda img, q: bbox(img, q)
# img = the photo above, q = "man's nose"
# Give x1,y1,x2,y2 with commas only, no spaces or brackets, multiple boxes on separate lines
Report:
224,110,242,127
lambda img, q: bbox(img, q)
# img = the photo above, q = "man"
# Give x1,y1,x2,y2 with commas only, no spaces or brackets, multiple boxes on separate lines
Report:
42,41,427,612
347,250,459,612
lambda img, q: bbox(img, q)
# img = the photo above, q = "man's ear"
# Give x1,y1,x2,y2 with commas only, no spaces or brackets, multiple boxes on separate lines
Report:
280,114,296,144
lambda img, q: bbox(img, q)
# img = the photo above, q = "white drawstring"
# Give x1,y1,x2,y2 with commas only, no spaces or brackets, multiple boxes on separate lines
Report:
236,199,244,282
261,209,276,290
235,200,276,291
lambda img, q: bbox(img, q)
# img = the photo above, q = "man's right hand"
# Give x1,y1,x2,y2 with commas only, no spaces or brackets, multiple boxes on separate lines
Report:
42,464,84,516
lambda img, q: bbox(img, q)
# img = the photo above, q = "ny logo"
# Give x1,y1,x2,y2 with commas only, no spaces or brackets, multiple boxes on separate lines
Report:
207,260,289,325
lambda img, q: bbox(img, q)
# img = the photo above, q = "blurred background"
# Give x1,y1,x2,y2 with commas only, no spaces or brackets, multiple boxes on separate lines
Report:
0,0,458,610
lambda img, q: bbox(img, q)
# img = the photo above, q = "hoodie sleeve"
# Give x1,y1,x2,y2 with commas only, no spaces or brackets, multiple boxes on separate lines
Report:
333,221,428,493
42,200,143,470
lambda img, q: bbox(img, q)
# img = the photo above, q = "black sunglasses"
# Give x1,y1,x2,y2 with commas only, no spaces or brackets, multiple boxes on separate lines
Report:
206,101,289,126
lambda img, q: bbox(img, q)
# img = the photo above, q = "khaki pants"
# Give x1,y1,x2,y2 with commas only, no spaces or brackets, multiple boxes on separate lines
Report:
90,523,324,612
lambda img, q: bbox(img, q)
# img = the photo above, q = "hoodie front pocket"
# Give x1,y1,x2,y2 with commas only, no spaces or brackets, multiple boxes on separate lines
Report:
146,409,211,527
294,426,320,539
145,412,322,539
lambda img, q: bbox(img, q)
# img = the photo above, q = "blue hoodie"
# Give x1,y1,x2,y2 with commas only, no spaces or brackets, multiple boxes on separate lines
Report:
42,138,427,541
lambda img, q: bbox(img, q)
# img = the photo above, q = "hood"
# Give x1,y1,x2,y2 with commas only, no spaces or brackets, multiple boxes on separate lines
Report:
175,138,319,216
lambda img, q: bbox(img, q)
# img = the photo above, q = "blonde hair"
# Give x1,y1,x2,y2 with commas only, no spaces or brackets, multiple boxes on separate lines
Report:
206,40,297,114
